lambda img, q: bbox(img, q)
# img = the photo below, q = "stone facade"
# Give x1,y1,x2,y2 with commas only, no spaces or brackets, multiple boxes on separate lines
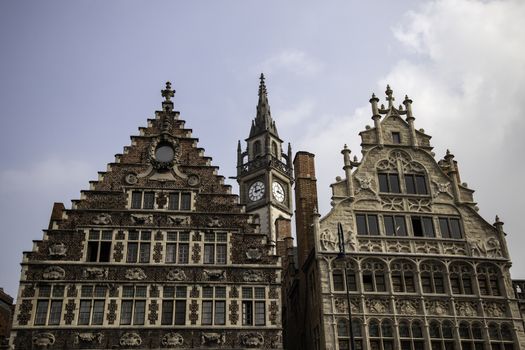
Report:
0,288,13,349
9,81,283,349
289,86,525,350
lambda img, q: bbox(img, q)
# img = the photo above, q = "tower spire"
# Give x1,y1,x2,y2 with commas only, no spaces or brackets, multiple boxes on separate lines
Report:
250,73,279,138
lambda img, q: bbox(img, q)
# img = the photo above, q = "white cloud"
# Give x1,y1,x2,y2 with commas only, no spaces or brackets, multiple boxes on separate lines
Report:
303,0,525,276
259,49,324,77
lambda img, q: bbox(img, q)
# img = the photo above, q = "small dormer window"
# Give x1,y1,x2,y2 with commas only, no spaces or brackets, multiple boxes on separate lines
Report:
253,141,261,156
392,132,401,144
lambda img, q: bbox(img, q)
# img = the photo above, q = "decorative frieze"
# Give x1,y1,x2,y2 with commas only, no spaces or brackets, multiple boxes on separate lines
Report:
167,268,186,281
201,332,225,346
42,266,65,280
74,332,103,345
120,332,142,347
161,332,184,347
240,332,264,348
32,332,55,348
125,267,146,280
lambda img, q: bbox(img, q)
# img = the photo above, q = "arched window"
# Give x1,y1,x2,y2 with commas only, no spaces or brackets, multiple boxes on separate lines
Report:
337,318,363,350
489,322,515,350
369,319,394,350
477,264,501,296
450,263,474,295
253,141,261,157
429,320,455,350
399,320,424,350
459,321,484,350
362,260,387,292
390,261,416,293
420,262,445,294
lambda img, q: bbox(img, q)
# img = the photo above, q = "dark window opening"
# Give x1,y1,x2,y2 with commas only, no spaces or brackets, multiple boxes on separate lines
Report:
378,173,401,193
392,132,401,144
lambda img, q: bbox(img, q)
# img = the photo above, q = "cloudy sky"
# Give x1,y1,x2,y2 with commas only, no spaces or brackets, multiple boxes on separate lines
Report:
1,0,524,297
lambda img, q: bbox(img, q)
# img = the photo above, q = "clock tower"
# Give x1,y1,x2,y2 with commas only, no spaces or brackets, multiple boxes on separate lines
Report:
237,74,294,253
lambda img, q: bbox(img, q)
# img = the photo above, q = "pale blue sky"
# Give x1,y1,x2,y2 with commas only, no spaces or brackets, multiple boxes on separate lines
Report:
1,0,524,297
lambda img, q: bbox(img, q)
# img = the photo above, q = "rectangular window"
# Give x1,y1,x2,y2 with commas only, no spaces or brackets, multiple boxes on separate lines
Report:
422,275,432,293
405,174,428,195
384,215,407,236
202,301,213,325
204,244,215,264
48,300,62,325
214,301,226,325
92,300,105,325
78,300,92,325
178,244,189,264
347,272,357,291
168,193,180,210
439,217,463,239
143,192,155,209
120,300,133,325
216,244,227,264
131,191,142,209
34,301,49,325
133,300,146,325
87,230,112,262
166,244,176,263
242,301,253,326
161,300,174,325
139,243,150,263
255,301,265,325
392,132,401,144
181,193,191,210
126,242,138,263
174,300,186,325
242,287,265,326
411,216,434,237
333,271,344,291
356,214,379,235
378,173,401,193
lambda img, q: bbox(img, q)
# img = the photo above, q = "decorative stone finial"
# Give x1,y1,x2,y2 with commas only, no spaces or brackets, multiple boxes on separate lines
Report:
385,84,394,107
258,73,267,97
161,82,175,102
495,215,501,223
370,93,380,116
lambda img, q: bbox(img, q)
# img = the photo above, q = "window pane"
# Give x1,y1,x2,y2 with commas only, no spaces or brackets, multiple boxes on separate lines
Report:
411,217,423,237
375,273,386,292
255,301,265,325
333,271,345,291
133,301,146,325
215,287,227,299
356,215,367,235
163,286,175,298
179,232,190,241
128,230,139,240
92,300,104,325
463,276,473,294
167,232,177,241
392,272,402,292
48,300,62,325
384,216,395,236
202,301,213,325
181,193,191,210
101,230,113,240
126,243,138,263
412,322,423,338
389,174,401,193
439,218,451,238
369,320,380,337
175,300,186,325
52,285,65,298
422,217,435,237
216,244,227,264
99,241,111,262
421,274,432,293
416,175,427,194
215,301,226,325
368,215,379,235
161,300,173,325
131,191,142,209
405,175,416,194
176,287,187,298
139,243,150,263
450,275,461,294
135,286,147,298
395,216,407,236
166,244,176,263
94,286,106,298
123,286,134,298
378,174,389,193
78,300,91,325
141,231,151,241
363,273,374,292
399,321,410,337
434,273,445,293
405,273,415,292
203,287,214,298
87,241,99,262
168,193,180,210
39,285,51,297
347,272,357,291
143,192,155,209
242,301,253,326
204,244,214,264
450,219,462,238
178,244,189,264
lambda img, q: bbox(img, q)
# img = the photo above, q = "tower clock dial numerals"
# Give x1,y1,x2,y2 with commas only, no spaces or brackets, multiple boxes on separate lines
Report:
248,181,265,202
272,181,285,202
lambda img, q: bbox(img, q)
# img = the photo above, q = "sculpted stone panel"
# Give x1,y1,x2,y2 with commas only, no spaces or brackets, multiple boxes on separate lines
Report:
125,267,146,280
120,332,142,347
201,332,225,346
49,242,67,257
83,267,108,279
74,332,103,344
42,266,65,280
32,332,55,348
425,300,449,316
92,213,112,225
334,297,359,314
395,299,420,315
483,302,506,318
366,299,390,314
204,269,226,281
469,236,502,258
239,332,264,348
167,268,186,281
162,332,184,347
455,301,478,317
243,270,263,282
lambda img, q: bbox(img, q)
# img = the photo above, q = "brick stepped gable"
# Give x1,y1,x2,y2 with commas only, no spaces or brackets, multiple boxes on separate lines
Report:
12,82,282,350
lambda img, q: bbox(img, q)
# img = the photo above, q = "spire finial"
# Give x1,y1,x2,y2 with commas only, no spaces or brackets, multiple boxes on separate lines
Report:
258,73,267,97
385,84,394,107
161,81,175,102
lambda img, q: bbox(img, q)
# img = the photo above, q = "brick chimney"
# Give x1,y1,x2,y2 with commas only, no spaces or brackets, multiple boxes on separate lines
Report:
293,152,318,268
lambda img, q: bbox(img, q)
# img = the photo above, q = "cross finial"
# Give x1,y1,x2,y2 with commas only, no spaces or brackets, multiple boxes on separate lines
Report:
161,81,175,102
258,73,267,96
385,84,394,107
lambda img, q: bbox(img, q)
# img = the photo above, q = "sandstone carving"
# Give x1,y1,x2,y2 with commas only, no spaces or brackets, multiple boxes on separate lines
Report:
470,237,502,258
207,217,223,227
161,332,184,347
74,332,103,344
131,214,153,225
456,302,477,317
246,248,262,261
83,267,108,279
320,229,338,251
32,332,55,348
126,267,146,280
120,332,142,347
167,269,186,281
204,269,225,281
42,266,65,280
92,213,112,225
201,332,225,346
240,332,264,348
49,242,67,257
243,270,263,282
168,215,190,225
426,300,448,315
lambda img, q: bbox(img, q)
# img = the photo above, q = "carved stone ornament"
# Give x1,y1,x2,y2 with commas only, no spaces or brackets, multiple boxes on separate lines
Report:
426,300,448,315
207,217,223,227
470,237,502,258
148,136,181,171
131,214,153,225
120,332,142,347
456,301,477,317
161,332,184,347
49,242,67,257
204,269,226,281
243,270,263,282
92,213,112,225
381,197,404,211
187,174,200,187
74,332,103,344
356,176,375,194
201,332,225,346
125,173,138,185
83,267,108,279
320,229,338,251
168,215,190,225
246,248,262,261
32,332,55,348
42,266,65,280
432,180,451,198
239,332,264,348
484,302,505,317
397,300,418,315
167,269,186,281
126,267,147,280
366,299,388,313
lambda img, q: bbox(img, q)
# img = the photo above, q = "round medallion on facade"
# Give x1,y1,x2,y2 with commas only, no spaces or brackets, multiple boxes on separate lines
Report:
248,181,265,202
187,174,200,187
149,137,180,171
124,173,138,185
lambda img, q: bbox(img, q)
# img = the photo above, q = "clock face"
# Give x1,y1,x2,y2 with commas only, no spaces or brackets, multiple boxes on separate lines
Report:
248,181,265,202
272,181,285,202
